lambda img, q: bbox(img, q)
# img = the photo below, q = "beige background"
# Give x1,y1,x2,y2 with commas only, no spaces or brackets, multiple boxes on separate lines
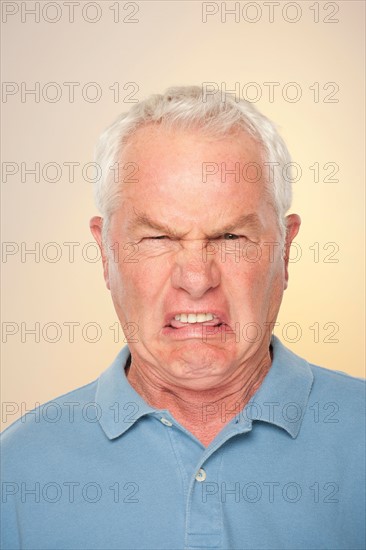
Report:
1,1,365,429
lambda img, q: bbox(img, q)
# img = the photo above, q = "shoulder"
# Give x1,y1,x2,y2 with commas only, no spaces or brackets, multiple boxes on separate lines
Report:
272,337,365,435
308,360,365,403
1,378,99,460
304,360,365,440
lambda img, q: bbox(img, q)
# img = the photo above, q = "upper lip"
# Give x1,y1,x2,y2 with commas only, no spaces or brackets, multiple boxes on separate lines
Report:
164,310,229,327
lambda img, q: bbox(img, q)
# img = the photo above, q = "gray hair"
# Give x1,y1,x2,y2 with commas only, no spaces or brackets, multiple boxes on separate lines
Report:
94,85,292,243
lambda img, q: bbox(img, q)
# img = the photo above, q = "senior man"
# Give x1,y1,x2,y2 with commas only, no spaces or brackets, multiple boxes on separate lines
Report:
1,86,365,550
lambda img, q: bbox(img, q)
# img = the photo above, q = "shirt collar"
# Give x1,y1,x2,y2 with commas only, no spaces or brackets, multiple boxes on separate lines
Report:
96,335,314,440
95,346,156,440
242,335,314,438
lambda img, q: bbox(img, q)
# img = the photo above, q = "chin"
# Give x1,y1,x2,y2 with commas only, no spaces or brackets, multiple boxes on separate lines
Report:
166,343,235,382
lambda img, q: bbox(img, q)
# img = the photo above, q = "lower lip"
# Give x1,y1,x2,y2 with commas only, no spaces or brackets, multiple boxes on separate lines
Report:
161,323,227,340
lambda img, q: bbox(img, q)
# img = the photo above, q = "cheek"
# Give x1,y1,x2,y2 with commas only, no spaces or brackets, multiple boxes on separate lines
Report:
107,260,134,311
110,259,164,306
252,259,285,318
226,255,284,305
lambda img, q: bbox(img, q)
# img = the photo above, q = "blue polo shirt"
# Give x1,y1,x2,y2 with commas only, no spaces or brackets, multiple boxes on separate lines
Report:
1,336,365,550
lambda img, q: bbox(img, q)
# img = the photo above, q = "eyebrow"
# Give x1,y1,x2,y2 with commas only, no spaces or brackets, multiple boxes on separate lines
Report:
128,210,183,238
128,209,263,238
210,213,263,237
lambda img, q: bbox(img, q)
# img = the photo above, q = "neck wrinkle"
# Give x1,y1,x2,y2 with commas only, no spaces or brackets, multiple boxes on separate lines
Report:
125,345,272,438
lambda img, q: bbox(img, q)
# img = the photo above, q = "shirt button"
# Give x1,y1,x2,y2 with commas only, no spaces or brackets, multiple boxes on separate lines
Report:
160,417,173,427
195,468,206,482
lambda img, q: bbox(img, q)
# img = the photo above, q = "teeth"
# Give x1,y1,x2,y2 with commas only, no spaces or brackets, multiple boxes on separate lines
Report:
174,313,215,324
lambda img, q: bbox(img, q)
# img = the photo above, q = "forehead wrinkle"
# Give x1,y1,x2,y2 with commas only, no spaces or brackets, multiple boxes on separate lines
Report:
127,208,185,238
211,213,263,235
127,208,263,240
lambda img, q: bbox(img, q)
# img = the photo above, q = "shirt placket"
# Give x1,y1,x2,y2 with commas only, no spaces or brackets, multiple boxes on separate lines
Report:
184,449,223,550
159,411,252,550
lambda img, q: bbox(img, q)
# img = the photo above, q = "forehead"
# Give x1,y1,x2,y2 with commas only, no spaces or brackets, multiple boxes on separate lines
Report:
121,123,263,169
114,124,272,230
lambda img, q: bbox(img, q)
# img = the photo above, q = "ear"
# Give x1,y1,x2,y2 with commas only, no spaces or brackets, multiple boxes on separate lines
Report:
283,214,301,290
89,216,110,290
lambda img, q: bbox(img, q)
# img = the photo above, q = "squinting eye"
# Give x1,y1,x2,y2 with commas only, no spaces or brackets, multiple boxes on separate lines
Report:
223,233,240,240
149,236,167,240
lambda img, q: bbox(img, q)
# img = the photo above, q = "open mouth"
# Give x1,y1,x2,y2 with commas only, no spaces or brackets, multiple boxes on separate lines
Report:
167,321,224,328
162,313,229,340
165,313,227,330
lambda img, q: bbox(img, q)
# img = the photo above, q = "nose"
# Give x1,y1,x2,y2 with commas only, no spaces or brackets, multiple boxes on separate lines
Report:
170,240,221,298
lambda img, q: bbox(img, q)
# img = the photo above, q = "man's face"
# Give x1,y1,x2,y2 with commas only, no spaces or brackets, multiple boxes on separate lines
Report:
91,124,300,390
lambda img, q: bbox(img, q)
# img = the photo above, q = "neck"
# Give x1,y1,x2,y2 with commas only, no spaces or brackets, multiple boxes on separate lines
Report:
126,345,272,448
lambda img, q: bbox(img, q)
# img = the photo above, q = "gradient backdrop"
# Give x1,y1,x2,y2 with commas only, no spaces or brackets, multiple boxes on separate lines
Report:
1,0,365,428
